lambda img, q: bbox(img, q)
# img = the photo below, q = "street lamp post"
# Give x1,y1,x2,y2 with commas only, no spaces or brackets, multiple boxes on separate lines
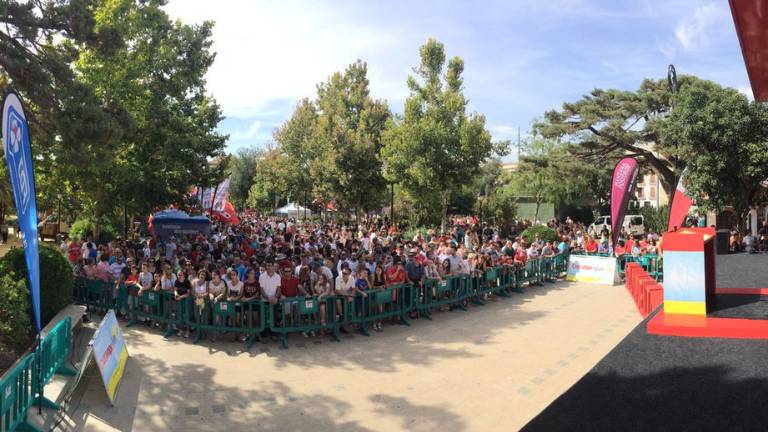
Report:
390,182,395,226
668,64,680,187
56,193,62,237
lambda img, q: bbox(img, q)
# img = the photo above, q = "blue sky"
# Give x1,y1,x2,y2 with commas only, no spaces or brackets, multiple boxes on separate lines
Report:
164,0,749,160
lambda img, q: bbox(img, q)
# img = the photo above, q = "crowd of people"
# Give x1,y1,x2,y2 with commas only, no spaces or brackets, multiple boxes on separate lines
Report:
62,212,666,341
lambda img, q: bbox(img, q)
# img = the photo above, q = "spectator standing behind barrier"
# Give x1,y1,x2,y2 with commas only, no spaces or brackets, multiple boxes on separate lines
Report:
513,245,527,267
241,269,261,342
191,269,209,338
335,266,356,333
259,262,282,338
405,249,425,314
280,266,301,330
174,271,191,338
207,272,228,342
226,268,244,340
315,273,333,331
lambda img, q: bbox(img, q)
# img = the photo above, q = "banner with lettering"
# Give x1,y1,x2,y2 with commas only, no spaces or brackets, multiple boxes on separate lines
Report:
2,92,42,332
91,310,129,404
200,178,230,212
610,157,640,248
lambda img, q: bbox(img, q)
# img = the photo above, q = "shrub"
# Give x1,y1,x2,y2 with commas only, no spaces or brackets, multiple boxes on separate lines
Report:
0,274,32,348
69,216,117,243
520,225,558,243
637,204,669,234
0,245,74,327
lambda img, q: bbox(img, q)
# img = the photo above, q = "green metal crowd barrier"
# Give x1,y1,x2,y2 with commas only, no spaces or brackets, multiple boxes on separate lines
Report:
36,317,76,410
126,290,268,349
186,297,266,348
418,276,468,319
74,278,120,315
269,295,333,347
74,255,577,352
0,354,38,432
0,317,75,432
515,258,541,288
347,283,412,332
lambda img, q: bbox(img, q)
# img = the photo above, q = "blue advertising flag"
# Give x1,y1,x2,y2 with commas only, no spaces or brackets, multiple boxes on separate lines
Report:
2,92,42,333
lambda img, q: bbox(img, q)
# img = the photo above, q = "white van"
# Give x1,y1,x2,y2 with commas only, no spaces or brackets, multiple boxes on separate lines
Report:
589,215,645,237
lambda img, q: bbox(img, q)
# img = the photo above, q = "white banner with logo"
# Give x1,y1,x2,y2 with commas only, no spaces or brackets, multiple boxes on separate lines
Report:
565,255,619,286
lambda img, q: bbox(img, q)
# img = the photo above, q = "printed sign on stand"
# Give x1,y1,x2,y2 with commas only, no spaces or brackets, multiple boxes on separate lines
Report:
566,255,619,286
91,310,129,405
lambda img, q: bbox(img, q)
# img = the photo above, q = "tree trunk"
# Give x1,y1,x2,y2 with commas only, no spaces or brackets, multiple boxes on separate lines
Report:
534,196,542,222
640,151,677,198
440,191,449,234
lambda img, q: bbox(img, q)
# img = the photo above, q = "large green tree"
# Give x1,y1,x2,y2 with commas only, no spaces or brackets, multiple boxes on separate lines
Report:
2,1,227,232
509,137,610,220
62,0,227,225
535,75,718,196
228,147,263,210
382,38,503,230
660,81,768,227
252,61,390,217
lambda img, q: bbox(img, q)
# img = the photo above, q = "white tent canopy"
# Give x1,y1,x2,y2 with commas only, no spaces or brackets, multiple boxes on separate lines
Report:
275,203,312,217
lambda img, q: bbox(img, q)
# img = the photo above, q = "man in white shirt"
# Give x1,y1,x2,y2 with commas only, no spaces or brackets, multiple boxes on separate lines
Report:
335,266,356,333
109,258,126,280
335,266,355,295
258,262,282,304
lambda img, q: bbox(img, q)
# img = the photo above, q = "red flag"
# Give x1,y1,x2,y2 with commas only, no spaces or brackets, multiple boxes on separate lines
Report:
667,170,693,232
212,201,240,225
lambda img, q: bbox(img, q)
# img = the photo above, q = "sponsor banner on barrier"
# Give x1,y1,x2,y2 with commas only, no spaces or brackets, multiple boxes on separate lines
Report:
91,310,129,405
566,255,619,285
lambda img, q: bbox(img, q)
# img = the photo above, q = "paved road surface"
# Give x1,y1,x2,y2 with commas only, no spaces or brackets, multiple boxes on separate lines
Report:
67,280,640,432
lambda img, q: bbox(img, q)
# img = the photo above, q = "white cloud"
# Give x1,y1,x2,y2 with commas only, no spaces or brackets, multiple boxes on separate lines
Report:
231,120,262,140
674,3,727,52
489,125,520,142
737,85,754,101
163,1,405,118
655,39,676,59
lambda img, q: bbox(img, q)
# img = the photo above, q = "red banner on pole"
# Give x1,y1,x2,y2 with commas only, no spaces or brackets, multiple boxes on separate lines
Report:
667,169,693,232
610,157,640,248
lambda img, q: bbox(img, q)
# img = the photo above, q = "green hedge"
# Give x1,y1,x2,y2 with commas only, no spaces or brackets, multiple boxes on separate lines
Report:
69,216,117,243
0,274,32,348
0,245,74,327
520,225,559,244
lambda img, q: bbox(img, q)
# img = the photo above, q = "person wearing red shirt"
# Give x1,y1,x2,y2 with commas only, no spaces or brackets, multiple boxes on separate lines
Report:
67,240,81,264
280,267,300,298
513,247,528,266
385,256,406,302
584,237,599,254
624,238,635,254
277,266,301,325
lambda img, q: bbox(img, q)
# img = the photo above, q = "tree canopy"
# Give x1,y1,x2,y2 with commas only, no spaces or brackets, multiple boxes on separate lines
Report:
381,38,504,229
1,0,228,231
534,76,719,196
660,81,768,225
248,60,390,216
